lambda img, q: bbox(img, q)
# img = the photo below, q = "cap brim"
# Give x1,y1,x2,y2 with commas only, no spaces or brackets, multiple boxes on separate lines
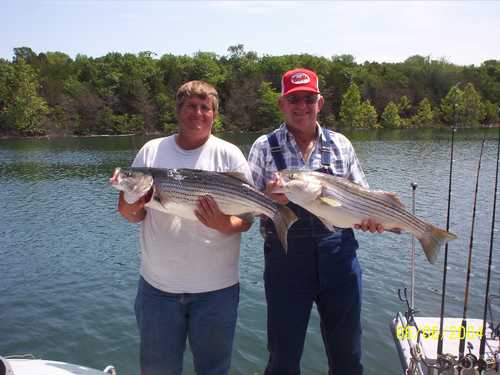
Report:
282,86,320,96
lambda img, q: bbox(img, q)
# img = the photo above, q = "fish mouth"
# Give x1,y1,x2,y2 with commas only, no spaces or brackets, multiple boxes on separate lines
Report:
271,186,287,194
109,168,122,187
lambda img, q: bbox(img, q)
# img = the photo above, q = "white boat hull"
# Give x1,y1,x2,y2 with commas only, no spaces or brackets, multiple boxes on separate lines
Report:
391,314,500,375
1,357,116,375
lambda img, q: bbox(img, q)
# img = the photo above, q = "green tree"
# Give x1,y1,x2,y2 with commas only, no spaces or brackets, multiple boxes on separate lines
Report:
462,83,485,127
398,95,411,117
0,59,15,131
381,101,402,128
38,51,74,106
359,100,378,128
483,100,499,125
2,59,48,135
13,47,38,66
1,46,499,137
411,98,435,127
101,108,143,135
440,84,464,126
254,81,283,130
189,52,226,86
339,83,362,128
477,60,500,104
222,45,262,130
153,92,177,133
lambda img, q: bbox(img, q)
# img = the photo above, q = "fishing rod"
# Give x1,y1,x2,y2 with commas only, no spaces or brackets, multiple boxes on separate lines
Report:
478,127,500,374
410,182,417,311
437,128,456,365
458,137,486,372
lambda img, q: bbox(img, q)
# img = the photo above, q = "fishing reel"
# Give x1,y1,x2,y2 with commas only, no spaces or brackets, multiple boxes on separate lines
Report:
459,354,477,370
436,353,456,371
476,354,499,372
457,343,478,370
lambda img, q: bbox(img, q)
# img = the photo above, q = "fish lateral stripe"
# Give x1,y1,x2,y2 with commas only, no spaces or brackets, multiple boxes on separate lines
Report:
155,178,276,214
323,181,430,234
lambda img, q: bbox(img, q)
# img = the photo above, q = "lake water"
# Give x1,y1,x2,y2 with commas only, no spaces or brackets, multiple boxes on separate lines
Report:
1,129,499,375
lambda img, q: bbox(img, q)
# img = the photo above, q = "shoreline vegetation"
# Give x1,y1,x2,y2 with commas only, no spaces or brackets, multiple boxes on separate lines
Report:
1,125,499,142
0,45,498,138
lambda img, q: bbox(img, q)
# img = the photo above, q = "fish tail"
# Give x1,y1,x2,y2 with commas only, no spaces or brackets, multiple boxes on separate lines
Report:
418,225,457,264
271,205,298,253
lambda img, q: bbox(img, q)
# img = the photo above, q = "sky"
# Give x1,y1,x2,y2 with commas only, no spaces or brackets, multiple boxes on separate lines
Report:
2,1,499,66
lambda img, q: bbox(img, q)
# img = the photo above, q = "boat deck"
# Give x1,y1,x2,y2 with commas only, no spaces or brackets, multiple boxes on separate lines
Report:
391,315,499,375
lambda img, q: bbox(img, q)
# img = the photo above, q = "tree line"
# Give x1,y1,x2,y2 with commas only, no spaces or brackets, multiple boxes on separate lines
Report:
0,45,498,137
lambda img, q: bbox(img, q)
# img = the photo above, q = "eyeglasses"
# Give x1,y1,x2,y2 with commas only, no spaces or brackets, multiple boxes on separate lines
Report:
284,94,320,105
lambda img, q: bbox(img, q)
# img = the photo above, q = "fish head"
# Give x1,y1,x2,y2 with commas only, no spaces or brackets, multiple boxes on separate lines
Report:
275,170,323,204
109,168,154,197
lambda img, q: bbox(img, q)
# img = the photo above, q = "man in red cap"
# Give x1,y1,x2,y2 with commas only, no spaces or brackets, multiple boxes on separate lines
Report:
248,68,381,374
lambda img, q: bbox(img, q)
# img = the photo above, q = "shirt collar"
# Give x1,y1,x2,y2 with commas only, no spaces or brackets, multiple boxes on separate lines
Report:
280,122,325,145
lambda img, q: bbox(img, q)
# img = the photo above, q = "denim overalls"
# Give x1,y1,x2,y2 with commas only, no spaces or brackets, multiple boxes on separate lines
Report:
262,129,363,375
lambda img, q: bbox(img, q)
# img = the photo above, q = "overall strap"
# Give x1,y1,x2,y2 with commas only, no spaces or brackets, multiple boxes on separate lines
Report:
321,127,343,173
320,127,333,167
267,132,287,171
320,128,340,168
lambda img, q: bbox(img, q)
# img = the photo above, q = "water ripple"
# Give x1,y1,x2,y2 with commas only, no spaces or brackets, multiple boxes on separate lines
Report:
1,131,498,375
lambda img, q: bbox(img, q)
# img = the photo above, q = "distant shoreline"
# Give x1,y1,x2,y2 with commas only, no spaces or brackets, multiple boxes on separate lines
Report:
1,125,498,141
0,132,163,140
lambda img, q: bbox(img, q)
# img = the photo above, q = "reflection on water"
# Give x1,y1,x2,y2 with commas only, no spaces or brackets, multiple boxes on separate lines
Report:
0,128,498,375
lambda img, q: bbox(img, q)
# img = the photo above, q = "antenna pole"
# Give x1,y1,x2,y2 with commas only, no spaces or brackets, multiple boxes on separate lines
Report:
478,128,500,373
410,182,417,310
437,128,456,356
458,137,486,368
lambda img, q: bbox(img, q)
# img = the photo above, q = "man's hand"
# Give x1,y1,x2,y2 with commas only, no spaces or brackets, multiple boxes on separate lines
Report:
265,175,289,205
195,195,251,235
354,218,385,233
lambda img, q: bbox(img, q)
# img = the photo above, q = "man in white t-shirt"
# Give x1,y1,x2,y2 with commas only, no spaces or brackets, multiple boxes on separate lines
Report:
117,81,252,375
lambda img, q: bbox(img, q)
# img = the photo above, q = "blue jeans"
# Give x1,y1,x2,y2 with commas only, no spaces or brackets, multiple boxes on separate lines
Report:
134,277,239,375
263,225,363,375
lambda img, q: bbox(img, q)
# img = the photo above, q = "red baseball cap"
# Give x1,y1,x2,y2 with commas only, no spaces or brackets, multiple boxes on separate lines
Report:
281,68,320,96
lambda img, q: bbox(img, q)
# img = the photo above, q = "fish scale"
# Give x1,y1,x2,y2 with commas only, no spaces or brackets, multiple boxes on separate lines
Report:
320,175,431,231
110,167,297,252
276,170,457,264
328,184,427,232
157,179,274,215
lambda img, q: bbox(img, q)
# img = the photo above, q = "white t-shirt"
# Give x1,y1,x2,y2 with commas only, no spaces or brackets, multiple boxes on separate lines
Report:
131,134,252,293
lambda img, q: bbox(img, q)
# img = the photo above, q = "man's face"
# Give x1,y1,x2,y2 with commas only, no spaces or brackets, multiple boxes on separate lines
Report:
278,91,324,132
177,96,215,138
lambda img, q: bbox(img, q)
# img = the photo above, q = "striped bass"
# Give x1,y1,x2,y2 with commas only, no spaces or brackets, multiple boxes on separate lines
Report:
110,167,297,251
274,170,457,264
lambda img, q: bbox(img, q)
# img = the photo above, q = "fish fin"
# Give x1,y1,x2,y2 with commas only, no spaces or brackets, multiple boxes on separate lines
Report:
145,195,169,214
144,186,154,203
319,196,342,207
220,172,250,184
236,212,255,223
372,190,406,209
387,227,403,234
151,189,170,211
270,205,298,253
418,225,457,264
